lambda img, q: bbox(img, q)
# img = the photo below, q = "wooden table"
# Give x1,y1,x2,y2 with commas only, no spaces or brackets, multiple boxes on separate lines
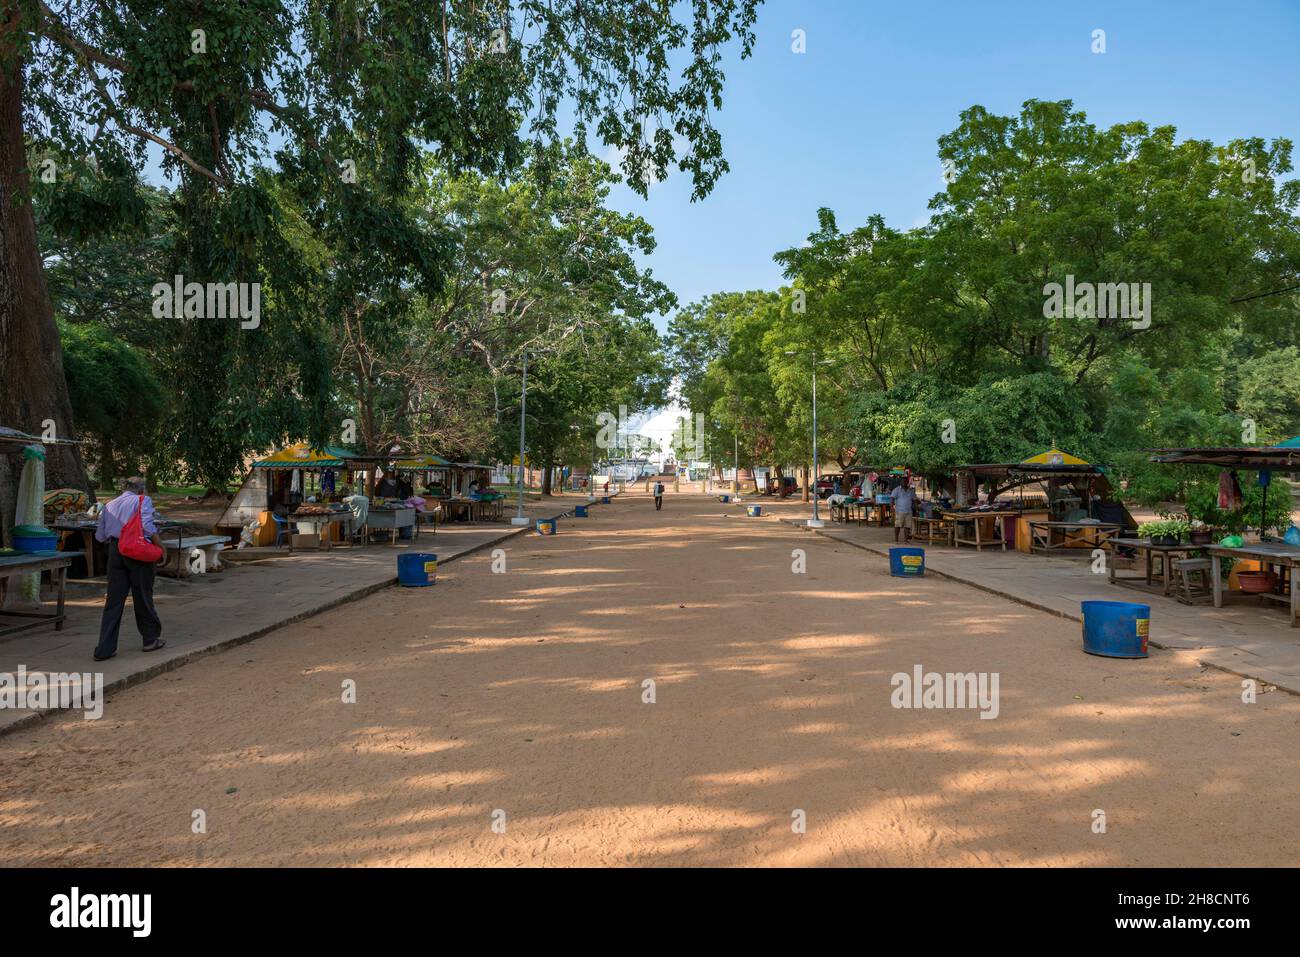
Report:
439,499,478,523
941,510,1017,550
1106,538,1204,595
287,510,354,552
1029,521,1121,556
51,520,98,575
0,553,72,636
1205,542,1300,627
913,514,955,545
53,518,184,576
830,499,868,525
873,501,895,527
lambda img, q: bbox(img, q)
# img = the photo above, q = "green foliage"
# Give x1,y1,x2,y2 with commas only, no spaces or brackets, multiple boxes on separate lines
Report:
58,322,165,483
1232,347,1300,444
20,0,761,489
853,371,1095,475
1177,477,1294,533
1096,359,1237,505
671,98,1300,513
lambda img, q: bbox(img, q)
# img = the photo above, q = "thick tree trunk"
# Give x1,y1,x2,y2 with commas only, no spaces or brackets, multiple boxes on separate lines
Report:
0,39,93,522
540,457,553,496
100,435,115,491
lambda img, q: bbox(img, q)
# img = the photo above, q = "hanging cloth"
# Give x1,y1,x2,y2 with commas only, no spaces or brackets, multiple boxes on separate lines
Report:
1219,469,1243,510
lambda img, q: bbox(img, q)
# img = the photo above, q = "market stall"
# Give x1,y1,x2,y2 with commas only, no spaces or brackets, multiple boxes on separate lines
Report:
218,443,364,547
429,460,505,523
1142,442,1300,621
942,450,1135,553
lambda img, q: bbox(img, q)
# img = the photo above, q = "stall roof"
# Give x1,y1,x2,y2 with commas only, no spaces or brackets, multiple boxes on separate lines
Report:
952,450,1105,479
392,453,453,469
951,463,1017,476
1009,449,1105,478
252,443,356,469
1146,444,1300,469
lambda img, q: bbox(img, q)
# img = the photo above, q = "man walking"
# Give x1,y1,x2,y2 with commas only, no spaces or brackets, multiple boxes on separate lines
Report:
654,480,665,511
94,477,166,661
890,476,918,543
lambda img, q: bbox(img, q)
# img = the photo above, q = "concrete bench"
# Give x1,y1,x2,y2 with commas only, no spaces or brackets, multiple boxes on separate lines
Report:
159,535,228,577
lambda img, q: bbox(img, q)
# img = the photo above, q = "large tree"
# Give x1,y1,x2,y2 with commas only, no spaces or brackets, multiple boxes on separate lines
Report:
2,0,762,505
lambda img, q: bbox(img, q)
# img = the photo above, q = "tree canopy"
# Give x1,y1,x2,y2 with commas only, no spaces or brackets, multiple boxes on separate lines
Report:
667,99,1300,508
5,0,761,505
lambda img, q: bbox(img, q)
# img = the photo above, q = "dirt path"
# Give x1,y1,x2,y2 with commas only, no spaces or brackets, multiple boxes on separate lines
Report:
2,491,1297,866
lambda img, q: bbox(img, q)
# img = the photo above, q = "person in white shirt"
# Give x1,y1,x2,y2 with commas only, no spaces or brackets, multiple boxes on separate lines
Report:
890,478,918,543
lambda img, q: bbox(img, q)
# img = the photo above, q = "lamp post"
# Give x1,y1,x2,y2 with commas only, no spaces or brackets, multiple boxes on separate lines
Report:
733,432,739,495
510,348,558,525
511,351,532,525
785,350,834,528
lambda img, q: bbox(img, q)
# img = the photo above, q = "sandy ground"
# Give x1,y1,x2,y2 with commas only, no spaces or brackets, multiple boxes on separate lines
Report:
1,490,1297,867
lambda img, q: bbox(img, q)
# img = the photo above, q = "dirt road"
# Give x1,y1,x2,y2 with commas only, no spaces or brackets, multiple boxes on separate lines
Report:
2,491,1296,866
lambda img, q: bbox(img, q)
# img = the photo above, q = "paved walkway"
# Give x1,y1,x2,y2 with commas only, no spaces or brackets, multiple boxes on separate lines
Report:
742,499,1300,695
0,494,604,734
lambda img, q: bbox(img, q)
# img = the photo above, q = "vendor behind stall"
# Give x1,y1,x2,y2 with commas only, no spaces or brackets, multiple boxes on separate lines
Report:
376,471,401,499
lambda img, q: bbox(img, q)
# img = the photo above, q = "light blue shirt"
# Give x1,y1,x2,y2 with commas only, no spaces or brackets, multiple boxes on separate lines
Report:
96,492,157,541
890,485,917,515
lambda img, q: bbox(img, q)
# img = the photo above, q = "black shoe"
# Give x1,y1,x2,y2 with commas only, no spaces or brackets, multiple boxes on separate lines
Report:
93,651,116,662
142,639,166,653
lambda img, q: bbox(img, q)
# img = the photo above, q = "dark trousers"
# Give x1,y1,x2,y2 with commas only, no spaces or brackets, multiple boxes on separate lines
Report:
655,495,663,510
96,539,161,656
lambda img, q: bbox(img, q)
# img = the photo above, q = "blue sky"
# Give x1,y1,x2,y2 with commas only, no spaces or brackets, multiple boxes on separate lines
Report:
604,0,1300,330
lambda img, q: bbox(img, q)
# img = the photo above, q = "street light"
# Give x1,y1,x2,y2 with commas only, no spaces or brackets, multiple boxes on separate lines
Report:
511,348,553,526
785,349,835,528
733,432,739,495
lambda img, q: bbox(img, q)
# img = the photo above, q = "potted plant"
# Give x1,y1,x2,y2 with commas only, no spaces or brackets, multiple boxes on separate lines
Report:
1188,519,1213,545
1138,519,1189,546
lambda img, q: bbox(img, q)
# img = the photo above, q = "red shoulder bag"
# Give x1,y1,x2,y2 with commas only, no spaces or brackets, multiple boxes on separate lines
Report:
119,494,164,563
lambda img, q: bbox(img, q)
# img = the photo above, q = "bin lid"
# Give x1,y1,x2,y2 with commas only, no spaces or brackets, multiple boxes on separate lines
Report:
12,524,55,537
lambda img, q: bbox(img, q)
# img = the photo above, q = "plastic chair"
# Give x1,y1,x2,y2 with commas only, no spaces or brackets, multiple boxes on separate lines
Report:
272,514,294,547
